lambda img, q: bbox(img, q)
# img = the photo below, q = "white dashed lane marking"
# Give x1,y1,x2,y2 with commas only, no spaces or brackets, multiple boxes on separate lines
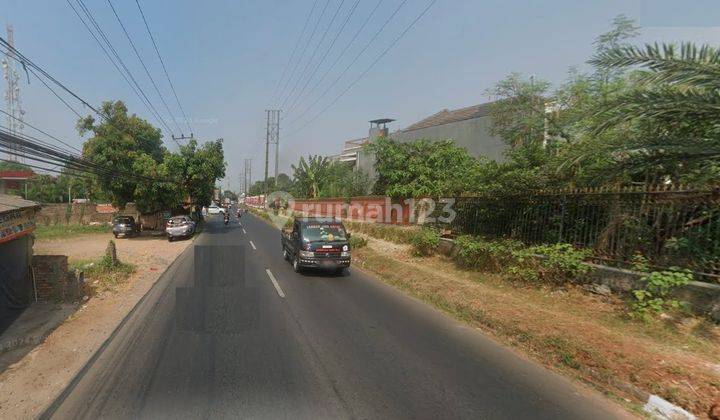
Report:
265,269,285,298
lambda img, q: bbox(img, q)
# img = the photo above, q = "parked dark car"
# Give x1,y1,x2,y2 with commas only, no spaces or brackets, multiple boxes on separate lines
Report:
112,216,140,238
281,217,351,274
166,215,196,241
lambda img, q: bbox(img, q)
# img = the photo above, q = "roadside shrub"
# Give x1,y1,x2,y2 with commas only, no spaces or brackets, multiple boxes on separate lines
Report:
511,244,592,284
453,237,591,284
453,236,521,272
409,228,440,256
349,235,368,249
630,256,693,321
343,221,417,244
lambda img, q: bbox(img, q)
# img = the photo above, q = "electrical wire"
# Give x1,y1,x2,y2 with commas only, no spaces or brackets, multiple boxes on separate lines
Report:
276,0,332,109
0,109,82,154
285,0,384,124
0,37,177,155
286,0,437,136
268,0,319,108
280,0,349,113
284,0,404,129
106,0,183,137
67,0,175,137
284,0,362,118
134,0,193,135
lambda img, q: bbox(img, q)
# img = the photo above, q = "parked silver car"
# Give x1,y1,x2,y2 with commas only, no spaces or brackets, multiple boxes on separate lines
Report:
166,215,196,242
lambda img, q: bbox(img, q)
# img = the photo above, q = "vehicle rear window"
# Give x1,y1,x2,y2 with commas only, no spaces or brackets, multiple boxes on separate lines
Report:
302,224,347,242
114,217,133,224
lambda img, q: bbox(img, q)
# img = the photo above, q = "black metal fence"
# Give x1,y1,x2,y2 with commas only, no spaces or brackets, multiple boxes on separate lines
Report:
448,186,720,275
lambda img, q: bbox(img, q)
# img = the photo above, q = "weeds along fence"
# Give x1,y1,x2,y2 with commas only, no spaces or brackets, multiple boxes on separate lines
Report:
448,185,720,275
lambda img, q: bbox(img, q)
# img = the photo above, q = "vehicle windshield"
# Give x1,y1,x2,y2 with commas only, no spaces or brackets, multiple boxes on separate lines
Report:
168,217,187,224
302,223,347,242
114,217,133,224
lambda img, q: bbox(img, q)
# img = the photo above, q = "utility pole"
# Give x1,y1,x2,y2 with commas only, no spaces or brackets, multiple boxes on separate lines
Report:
244,158,252,194
2,25,25,162
264,109,280,192
172,132,193,144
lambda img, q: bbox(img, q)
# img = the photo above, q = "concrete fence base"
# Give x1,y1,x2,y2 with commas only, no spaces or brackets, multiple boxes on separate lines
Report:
436,238,720,322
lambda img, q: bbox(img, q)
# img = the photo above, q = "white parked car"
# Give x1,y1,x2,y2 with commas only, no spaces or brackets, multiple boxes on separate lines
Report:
207,204,224,215
166,215,196,242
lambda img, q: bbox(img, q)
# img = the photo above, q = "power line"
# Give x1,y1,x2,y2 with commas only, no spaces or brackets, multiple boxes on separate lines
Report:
284,0,383,121
0,109,82,154
285,0,405,129
135,0,194,135
0,128,174,184
284,0,362,118
0,36,178,155
287,0,437,136
67,0,175,137
276,0,332,110
280,0,350,114
106,0,183,138
268,0,319,108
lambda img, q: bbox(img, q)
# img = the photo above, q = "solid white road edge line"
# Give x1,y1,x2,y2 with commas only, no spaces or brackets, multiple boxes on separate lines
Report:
265,269,286,298
249,240,257,250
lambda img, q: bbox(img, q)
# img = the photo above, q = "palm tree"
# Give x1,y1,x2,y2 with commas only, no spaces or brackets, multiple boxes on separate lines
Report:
589,42,720,172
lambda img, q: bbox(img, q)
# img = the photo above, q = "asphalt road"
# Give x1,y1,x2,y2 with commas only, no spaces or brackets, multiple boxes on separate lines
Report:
44,211,630,420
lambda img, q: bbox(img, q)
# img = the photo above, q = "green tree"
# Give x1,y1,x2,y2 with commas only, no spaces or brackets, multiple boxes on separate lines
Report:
589,42,720,184
370,138,479,198
79,100,166,208
167,138,226,208
222,189,238,202
291,155,330,198
486,73,554,148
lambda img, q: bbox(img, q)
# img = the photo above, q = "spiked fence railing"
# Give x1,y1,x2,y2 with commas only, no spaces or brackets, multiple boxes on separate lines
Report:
447,185,720,276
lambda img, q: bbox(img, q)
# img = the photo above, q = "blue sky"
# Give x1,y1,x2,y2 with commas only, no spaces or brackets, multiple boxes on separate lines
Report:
3,0,720,191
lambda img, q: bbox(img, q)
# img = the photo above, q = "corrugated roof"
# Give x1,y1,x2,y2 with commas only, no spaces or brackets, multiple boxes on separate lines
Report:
401,103,493,132
0,194,41,213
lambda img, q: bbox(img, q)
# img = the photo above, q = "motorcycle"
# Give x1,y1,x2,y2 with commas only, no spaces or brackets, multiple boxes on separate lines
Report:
224,214,230,225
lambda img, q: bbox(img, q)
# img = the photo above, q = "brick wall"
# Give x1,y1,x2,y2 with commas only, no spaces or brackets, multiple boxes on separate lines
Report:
32,255,81,302
36,203,139,226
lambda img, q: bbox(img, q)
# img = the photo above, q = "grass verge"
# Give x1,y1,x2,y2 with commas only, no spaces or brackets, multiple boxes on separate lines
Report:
70,256,135,294
352,245,720,417
35,224,110,240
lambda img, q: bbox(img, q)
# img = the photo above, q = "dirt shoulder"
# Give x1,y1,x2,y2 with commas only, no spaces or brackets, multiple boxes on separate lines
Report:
0,233,193,418
352,234,720,418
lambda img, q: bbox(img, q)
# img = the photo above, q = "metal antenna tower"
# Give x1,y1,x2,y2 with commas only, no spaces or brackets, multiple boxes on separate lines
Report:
264,109,280,190
2,25,25,162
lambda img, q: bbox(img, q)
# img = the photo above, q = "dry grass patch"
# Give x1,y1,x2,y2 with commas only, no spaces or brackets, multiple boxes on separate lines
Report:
353,246,720,417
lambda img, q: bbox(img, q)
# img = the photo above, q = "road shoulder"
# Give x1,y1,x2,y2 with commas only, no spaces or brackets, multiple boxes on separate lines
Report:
0,233,194,419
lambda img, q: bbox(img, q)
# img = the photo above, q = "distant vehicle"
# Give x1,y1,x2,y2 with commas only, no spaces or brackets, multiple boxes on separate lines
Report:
281,217,351,274
207,204,224,215
112,216,140,238
166,215,196,242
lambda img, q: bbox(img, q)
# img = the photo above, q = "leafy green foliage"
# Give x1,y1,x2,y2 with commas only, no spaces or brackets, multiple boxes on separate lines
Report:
80,101,166,208
453,236,590,284
348,234,368,249
370,137,480,198
408,228,440,256
630,260,693,321
343,220,418,244
78,101,225,213
454,236,523,272
511,244,592,284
